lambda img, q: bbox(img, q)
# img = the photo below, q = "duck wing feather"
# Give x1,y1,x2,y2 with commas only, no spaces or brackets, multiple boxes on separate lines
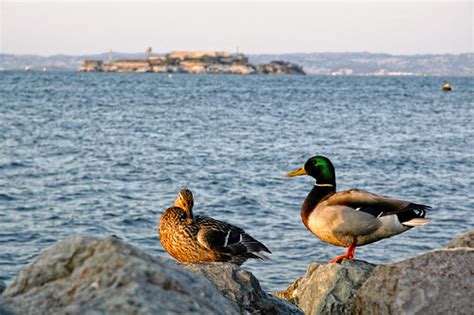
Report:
324,189,431,219
195,216,271,261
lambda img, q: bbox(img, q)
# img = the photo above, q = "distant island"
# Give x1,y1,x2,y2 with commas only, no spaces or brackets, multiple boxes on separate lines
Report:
79,51,305,75
1,51,473,76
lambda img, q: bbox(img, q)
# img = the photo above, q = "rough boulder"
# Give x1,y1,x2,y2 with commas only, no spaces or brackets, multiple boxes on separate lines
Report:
273,260,375,314
184,262,301,314
275,230,474,315
1,236,299,314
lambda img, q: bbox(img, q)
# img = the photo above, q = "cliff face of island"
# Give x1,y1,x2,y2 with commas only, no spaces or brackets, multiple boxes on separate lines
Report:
79,51,305,75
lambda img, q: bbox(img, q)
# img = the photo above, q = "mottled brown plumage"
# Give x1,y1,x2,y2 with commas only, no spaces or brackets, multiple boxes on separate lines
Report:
158,188,271,265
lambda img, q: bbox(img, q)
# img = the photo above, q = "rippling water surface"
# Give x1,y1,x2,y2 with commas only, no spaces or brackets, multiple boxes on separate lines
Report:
1,72,473,290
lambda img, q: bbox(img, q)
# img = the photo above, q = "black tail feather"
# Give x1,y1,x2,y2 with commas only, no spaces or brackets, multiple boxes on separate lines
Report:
241,234,272,254
397,203,431,224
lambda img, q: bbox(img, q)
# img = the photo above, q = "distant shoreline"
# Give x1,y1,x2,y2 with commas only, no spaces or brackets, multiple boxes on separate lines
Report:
1,51,472,76
3,70,473,78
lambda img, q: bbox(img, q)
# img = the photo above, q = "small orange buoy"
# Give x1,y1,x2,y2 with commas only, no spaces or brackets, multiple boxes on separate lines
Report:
443,83,452,91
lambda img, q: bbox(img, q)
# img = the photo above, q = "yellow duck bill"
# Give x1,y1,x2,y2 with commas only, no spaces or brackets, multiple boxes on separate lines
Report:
286,167,307,177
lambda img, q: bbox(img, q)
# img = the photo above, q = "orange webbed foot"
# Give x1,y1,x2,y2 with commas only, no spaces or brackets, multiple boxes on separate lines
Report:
327,255,350,263
326,238,357,264
326,252,354,263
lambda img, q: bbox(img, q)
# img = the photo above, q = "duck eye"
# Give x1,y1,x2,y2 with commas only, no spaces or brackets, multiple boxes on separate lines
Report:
310,160,319,168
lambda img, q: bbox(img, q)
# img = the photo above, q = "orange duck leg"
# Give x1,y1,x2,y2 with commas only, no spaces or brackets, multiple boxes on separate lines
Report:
327,238,357,263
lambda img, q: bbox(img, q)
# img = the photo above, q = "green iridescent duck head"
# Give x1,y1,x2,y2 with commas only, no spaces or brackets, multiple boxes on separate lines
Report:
174,188,194,212
286,156,336,185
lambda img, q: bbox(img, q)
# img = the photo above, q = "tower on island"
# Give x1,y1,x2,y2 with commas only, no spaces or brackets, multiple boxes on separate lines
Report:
146,47,152,60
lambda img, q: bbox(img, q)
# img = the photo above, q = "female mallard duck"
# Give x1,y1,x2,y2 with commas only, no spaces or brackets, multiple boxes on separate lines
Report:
287,156,431,263
158,188,271,265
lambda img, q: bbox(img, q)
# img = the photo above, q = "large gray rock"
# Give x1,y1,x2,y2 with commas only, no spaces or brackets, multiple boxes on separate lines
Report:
274,231,474,315
446,230,474,248
274,260,375,315
184,263,302,314
1,236,238,314
353,248,474,315
4,231,473,315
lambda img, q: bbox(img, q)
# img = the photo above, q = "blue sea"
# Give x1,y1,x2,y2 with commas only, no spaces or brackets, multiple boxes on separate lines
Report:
1,72,473,291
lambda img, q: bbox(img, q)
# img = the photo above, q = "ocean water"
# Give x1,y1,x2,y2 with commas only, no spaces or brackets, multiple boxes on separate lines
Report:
0,72,473,291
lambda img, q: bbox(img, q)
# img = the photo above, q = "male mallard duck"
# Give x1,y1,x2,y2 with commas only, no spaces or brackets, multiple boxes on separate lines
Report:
287,156,431,263
158,188,271,265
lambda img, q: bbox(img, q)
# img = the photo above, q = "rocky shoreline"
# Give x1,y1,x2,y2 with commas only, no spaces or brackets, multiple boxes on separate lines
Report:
1,230,472,314
79,51,305,75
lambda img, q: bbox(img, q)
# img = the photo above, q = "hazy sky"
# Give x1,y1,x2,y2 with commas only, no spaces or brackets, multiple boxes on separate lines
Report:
1,1,473,55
